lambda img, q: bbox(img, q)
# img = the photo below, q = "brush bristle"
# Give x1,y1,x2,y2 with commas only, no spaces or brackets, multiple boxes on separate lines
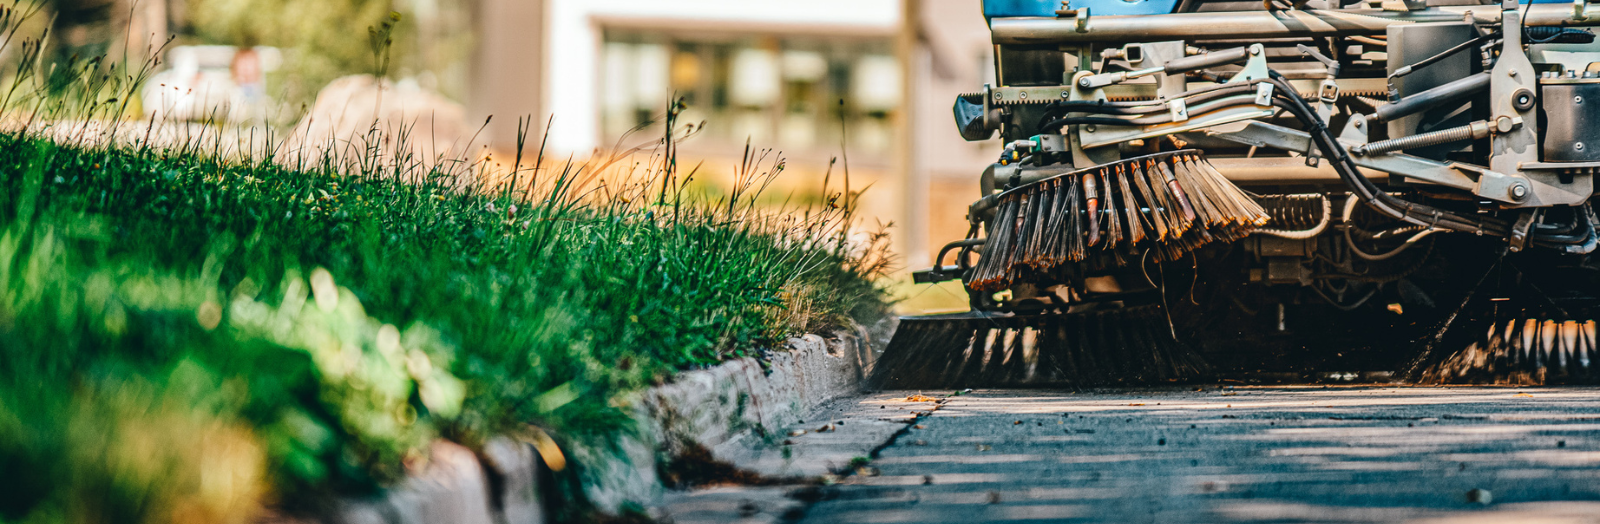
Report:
868,306,1211,389
1417,311,1600,385
971,150,1268,293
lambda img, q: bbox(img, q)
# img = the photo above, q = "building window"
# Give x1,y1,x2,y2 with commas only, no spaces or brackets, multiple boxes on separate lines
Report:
601,29,897,159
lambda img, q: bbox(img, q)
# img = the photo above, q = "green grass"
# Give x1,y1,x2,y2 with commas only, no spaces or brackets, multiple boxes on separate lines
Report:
0,114,891,522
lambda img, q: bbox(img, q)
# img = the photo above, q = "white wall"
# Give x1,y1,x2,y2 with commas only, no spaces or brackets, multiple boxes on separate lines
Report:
544,0,900,154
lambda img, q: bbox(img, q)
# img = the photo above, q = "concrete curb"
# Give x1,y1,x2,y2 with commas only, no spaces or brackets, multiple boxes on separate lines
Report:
329,438,546,524
303,327,885,523
577,331,878,512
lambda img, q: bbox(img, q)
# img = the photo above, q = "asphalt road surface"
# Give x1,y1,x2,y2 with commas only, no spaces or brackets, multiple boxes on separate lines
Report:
795,386,1600,524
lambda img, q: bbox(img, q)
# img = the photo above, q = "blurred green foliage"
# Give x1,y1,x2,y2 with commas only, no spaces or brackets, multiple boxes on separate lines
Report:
186,0,472,116
189,0,393,106
0,143,473,522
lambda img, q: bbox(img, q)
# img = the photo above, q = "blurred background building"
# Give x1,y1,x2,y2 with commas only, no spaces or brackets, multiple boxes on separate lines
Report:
477,0,998,283
48,0,999,309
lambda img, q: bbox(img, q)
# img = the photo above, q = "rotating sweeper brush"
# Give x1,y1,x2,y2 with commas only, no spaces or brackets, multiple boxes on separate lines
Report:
871,306,1208,388
870,151,1267,388
1404,252,1600,385
968,151,1268,293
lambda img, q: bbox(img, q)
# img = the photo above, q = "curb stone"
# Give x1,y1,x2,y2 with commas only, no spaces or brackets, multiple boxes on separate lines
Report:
577,331,878,511
328,439,542,524
292,328,888,523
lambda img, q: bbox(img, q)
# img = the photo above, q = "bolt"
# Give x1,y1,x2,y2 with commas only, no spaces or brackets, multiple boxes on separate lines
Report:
1578,95,1586,104
1020,91,1028,100
1062,91,1070,99
1079,78,1093,88
1085,124,1098,132
1511,183,1529,200
1578,142,1587,151
1353,120,1362,128
1509,69,1519,77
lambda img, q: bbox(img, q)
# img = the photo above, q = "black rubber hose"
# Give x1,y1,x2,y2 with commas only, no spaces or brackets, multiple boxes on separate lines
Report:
1526,27,1594,44
1036,116,1142,132
1270,94,1497,234
1039,93,1261,132
1032,82,1262,133
1263,72,1510,236
1532,219,1592,249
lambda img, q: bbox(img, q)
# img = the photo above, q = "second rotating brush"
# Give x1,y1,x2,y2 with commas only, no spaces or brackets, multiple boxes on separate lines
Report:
970,150,1270,293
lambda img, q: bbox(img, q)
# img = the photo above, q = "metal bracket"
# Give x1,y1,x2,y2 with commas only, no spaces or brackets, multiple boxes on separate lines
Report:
1254,83,1274,106
1056,4,1092,32
1382,0,1427,12
982,83,996,131
1508,210,1538,252
1169,98,1189,122
1066,70,1120,167
1485,6,1549,207
1035,133,1068,153
1575,0,1596,20
1225,44,1271,84
1319,79,1341,103
1453,162,1531,203
1339,113,1370,145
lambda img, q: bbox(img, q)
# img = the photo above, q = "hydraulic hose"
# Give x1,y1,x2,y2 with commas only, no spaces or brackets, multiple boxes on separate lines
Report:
1341,196,1442,261
1037,82,1259,125
1041,93,1260,132
1261,71,1511,237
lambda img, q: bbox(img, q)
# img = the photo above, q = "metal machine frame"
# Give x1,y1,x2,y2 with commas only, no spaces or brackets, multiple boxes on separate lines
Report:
924,0,1600,305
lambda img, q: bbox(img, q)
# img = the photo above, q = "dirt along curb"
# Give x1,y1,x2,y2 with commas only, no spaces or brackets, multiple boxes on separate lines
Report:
299,322,901,524
578,329,884,511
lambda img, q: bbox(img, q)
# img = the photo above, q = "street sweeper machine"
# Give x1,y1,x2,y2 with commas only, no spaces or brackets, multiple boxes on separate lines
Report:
873,0,1600,388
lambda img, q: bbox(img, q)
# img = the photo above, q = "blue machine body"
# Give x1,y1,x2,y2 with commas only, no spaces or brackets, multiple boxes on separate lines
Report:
983,0,1566,21
983,0,1181,18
